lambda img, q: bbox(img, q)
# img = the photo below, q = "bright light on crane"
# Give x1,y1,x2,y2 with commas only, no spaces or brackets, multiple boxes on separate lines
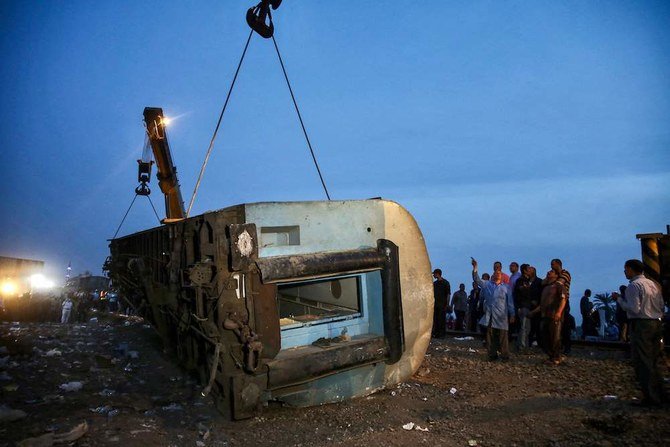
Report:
30,274,55,289
161,116,172,126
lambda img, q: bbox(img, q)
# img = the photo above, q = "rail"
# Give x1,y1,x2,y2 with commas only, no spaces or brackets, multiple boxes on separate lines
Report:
443,329,670,352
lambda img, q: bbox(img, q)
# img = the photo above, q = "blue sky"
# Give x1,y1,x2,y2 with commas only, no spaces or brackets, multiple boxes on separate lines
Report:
1,1,668,317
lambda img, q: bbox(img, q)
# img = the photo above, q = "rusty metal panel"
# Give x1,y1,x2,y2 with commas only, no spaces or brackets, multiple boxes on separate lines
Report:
256,248,385,283
377,239,404,364
230,373,266,420
266,335,388,389
270,362,387,408
251,274,281,359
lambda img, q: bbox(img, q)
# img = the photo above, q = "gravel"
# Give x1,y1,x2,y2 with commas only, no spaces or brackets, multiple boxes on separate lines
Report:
1,319,668,446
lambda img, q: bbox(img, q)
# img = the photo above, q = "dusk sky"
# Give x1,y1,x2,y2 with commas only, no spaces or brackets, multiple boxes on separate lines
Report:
1,1,668,318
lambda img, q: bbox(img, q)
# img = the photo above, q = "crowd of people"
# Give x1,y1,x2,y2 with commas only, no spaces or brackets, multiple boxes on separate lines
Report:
432,258,666,407
59,289,124,323
432,258,573,365
0,289,123,324
579,287,632,342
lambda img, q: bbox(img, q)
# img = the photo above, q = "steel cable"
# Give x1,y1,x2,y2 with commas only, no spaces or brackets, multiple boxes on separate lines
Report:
112,194,139,240
271,35,331,200
187,29,255,217
145,194,162,224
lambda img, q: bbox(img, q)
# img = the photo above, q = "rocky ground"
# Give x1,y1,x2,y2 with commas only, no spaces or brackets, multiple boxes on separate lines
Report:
1,315,668,447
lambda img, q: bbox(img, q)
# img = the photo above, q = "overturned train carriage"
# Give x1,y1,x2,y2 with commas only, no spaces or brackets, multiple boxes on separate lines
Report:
107,199,432,419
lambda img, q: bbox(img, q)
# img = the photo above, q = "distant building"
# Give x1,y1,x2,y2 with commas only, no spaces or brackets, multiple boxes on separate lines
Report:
65,273,109,294
0,256,44,278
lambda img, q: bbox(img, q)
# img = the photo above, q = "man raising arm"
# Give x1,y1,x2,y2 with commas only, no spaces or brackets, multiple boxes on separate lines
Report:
472,258,515,361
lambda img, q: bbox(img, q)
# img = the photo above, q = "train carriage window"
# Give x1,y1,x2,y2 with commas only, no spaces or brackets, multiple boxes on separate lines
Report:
261,226,300,247
276,271,383,349
278,276,361,328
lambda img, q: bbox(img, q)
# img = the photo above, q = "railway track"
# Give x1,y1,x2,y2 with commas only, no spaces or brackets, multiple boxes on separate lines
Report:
443,329,670,352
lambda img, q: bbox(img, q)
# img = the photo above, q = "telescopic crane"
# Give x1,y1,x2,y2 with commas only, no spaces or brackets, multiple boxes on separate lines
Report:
135,107,186,223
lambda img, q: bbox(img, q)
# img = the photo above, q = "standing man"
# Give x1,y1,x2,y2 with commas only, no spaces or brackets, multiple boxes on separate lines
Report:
509,262,521,292
468,281,481,332
551,259,571,307
529,270,566,365
508,262,522,340
478,274,490,340
612,259,665,406
61,296,73,324
551,259,572,350
493,261,510,284
472,258,515,361
579,289,593,339
432,269,451,339
514,264,542,352
451,284,468,331
527,266,543,348
615,285,629,342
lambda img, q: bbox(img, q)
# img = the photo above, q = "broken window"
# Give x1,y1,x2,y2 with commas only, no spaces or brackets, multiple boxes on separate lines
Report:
278,275,360,328
276,271,383,350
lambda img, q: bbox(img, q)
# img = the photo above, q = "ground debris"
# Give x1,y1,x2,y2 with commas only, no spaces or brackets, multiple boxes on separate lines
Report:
18,421,88,447
583,415,632,436
1,321,668,446
0,404,27,422
59,381,83,392
44,348,62,357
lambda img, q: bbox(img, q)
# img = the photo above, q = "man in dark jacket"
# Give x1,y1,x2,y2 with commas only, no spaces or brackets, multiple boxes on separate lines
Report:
432,268,451,338
514,264,543,352
579,289,593,339
468,281,481,332
451,283,468,331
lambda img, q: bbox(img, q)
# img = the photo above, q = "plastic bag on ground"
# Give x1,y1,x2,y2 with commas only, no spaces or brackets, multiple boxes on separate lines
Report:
45,349,62,357
59,381,83,392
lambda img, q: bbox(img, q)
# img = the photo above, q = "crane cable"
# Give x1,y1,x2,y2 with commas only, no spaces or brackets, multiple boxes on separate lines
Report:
186,29,254,218
145,194,162,223
186,24,332,217
271,34,331,200
112,193,163,240
112,194,139,239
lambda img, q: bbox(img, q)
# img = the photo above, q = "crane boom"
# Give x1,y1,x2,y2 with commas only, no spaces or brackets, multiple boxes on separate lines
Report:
141,107,186,223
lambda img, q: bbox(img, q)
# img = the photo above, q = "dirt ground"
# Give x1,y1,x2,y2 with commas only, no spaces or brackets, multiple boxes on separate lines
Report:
1,315,668,447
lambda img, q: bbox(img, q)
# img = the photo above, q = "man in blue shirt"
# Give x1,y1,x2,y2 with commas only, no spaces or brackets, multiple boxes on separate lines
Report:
472,258,515,361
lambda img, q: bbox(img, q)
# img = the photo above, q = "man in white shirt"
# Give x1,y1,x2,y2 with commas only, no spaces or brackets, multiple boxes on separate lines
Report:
612,259,665,406
61,297,73,324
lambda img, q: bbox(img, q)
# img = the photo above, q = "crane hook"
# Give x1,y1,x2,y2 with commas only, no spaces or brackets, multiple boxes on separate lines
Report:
246,0,282,38
135,159,153,196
